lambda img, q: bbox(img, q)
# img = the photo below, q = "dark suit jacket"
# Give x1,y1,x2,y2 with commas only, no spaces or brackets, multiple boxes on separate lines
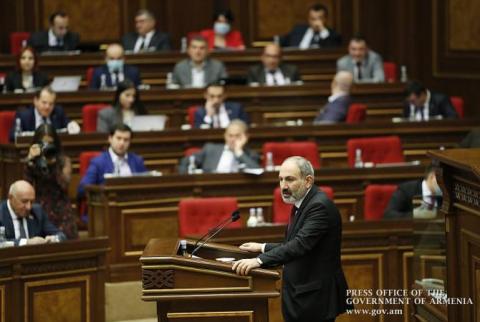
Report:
27,30,80,53
9,105,70,142
460,128,480,148
5,70,49,92
193,102,249,128
314,95,351,123
0,201,64,245
383,180,422,219
258,186,351,321
281,24,342,48
178,143,260,174
122,31,171,52
402,92,458,119
89,64,142,89
77,151,147,198
247,63,302,85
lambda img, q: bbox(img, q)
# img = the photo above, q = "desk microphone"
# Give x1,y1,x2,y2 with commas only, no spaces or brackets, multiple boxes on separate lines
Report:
190,210,240,257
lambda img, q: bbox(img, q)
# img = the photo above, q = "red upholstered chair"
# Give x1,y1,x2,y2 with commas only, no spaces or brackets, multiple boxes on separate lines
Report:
0,111,16,144
187,105,199,127
82,104,109,132
346,136,404,167
178,197,241,237
77,151,102,224
10,32,30,55
262,141,321,168
383,62,397,83
184,147,201,157
85,67,95,87
364,184,398,221
450,96,464,119
346,103,367,123
272,186,334,224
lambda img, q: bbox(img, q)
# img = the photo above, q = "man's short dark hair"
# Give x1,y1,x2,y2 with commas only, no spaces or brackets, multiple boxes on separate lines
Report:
405,80,427,96
109,123,133,137
309,3,328,16
136,9,155,20
350,34,367,44
189,35,208,46
213,9,235,23
49,11,68,24
206,81,225,90
34,86,56,98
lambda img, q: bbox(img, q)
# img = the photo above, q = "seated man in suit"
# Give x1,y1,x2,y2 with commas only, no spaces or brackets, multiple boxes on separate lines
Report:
0,180,65,246
281,3,342,49
27,11,80,53
193,82,249,128
122,9,171,53
384,165,442,219
403,80,458,120
90,43,142,89
178,120,260,174
337,35,385,83
171,35,228,88
9,86,73,142
77,124,147,199
247,43,302,86
314,71,353,124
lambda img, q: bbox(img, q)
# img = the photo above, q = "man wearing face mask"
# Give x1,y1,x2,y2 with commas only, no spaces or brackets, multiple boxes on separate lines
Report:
90,43,142,89
27,11,80,53
384,164,443,219
199,10,245,50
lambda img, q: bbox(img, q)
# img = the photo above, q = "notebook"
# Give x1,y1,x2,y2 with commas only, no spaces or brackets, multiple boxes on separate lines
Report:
50,76,81,92
130,115,167,132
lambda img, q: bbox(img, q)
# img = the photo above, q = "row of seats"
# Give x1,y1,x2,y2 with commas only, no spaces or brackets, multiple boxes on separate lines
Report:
177,185,396,236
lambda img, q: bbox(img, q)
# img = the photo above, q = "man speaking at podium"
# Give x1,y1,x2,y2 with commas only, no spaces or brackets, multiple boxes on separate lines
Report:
233,156,351,322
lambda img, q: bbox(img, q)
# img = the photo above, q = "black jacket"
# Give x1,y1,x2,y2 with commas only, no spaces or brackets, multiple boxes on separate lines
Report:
27,30,80,53
281,24,342,48
402,92,458,119
247,63,301,85
5,70,49,92
121,31,171,52
383,180,422,219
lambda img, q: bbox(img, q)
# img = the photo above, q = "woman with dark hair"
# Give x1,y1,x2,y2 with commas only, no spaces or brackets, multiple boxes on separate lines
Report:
25,123,78,239
96,79,147,132
200,9,245,50
5,46,49,92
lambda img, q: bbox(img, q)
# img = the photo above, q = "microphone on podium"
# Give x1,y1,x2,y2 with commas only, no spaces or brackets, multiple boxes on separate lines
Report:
190,210,241,257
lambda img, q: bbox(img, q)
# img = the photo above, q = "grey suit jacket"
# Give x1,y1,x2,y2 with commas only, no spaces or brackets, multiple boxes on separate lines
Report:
178,143,260,174
172,59,228,88
336,50,385,83
247,63,302,85
97,106,122,133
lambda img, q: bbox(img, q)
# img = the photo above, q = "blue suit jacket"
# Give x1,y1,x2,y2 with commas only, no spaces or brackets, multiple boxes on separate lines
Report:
90,64,142,89
193,102,249,128
0,201,64,245
77,151,147,198
9,105,70,142
314,95,351,124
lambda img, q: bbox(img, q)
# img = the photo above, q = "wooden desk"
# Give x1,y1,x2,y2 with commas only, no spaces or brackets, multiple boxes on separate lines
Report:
428,149,480,322
0,237,109,322
0,83,406,124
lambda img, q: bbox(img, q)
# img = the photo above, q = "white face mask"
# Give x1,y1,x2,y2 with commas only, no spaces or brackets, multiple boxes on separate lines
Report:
214,22,231,35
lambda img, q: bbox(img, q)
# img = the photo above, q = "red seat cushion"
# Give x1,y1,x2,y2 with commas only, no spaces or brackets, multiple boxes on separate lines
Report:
346,104,367,123
82,104,109,132
0,111,16,144
178,197,241,237
262,141,320,168
383,62,397,83
10,32,30,55
347,136,404,167
450,96,464,119
273,186,334,223
364,184,397,221
79,151,101,176
187,105,199,127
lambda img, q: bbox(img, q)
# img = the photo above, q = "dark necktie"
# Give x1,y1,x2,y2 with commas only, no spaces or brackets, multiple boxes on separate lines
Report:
57,37,64,47
42,116,48,124
139,38,146,51
113,71,119,86
356,62,363,80
287,206,298,234
269,70,277,85
310,32,320,48
19,218,27,239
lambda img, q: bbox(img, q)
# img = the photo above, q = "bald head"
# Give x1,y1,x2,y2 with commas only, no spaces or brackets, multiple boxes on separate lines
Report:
332,71,353,94
8,180,35,218
105,43,124,61
262,43,282,71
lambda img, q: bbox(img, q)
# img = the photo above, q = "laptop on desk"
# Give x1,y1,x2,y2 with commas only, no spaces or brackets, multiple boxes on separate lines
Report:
130,115,167,132
50,76,81,92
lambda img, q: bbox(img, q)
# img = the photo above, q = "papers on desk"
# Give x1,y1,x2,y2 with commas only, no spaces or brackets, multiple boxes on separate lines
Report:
242,168,264,175
104,170,162,179
374,160,421,168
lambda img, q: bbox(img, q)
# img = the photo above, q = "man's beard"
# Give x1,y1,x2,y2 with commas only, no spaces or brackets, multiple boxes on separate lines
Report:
281,184,308,204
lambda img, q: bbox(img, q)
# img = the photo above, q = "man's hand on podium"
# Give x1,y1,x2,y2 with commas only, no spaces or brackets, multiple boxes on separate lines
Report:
232,258,260,276
239,242,263,253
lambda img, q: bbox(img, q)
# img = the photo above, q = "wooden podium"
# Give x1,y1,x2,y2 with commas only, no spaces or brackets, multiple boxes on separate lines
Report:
140,238,280,322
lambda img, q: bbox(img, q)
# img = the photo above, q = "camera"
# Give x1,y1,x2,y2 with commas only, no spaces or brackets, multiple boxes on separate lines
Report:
34,143,58,175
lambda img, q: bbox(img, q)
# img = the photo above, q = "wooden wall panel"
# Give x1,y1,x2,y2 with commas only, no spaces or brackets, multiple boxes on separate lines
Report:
449,0,480,50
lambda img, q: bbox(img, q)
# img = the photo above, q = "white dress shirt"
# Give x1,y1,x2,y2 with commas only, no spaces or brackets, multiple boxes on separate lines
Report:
265,69,289,86
7,200,29,245
409,90,431,121
108,148,132,176
216,145,239,173
422,179,438,207
203,104,230,128
34,108,51,129
48,29,62,47
133,30,155,52
191,62,206,88
299,28,330,49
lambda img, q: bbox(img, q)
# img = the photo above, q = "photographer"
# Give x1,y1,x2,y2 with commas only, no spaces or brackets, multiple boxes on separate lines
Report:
25,124,78,239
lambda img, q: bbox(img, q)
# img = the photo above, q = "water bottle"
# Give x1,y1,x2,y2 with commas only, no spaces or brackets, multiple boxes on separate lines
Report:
14,118,22,143
187,155,197,174
256,207,264,226
354,149,363,168
273,35,280,45
265,152,275,171
0,226,6,248
165,72,173,89
400,65,408,83
180,239,188,257
247,208,258,227
180,37,188,53
100,74,107,90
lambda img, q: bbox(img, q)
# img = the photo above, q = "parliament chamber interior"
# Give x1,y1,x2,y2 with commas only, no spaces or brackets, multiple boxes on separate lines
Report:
0,0,479,322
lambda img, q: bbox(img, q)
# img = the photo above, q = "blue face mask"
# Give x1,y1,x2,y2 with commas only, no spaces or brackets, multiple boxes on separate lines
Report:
214,22,231,35
107,59,124,73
